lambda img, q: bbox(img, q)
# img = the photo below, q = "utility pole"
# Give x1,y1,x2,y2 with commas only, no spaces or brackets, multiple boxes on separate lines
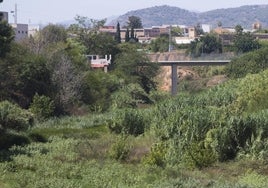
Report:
169,25,172,52
14,3,17,24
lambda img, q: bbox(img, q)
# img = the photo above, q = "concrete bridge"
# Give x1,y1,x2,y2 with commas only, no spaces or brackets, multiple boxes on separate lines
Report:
154,60,231,95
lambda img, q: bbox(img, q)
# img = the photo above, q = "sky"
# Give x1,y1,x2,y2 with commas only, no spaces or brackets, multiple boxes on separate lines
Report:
1,0,268,25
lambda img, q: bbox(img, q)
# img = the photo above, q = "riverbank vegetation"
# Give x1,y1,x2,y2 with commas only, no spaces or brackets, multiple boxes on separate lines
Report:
1,17,268,187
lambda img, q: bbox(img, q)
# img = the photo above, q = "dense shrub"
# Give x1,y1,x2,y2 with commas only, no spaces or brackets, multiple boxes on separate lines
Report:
29,94,55,121
107,109,146,136
225,47,268,78
143,142,167,167
109,135,132,161
0,100,33,132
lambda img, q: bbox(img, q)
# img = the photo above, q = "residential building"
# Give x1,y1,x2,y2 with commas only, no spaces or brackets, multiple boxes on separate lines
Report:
11,23,28,41
188,27,197,38
202,24,212,33
28,24,40,37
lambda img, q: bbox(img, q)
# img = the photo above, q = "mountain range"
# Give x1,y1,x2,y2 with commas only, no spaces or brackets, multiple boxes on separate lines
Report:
108,5,268,29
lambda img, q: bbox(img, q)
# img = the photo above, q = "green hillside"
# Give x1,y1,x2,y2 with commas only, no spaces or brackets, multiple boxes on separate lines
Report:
109,4,268,29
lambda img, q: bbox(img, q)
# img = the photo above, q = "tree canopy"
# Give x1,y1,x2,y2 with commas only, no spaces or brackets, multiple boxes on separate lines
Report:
233,25,260,53
127,16,143,29
0,21,14,58
188,33,222,57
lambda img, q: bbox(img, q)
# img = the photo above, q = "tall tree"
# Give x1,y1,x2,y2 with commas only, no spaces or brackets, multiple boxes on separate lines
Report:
115,22,121,44
115,43,159,94
127,16,143,29
234,25,260,53
0,43,51,107
130,27,135,39
195,23,204,36
0,21,14,58
188,33,222,57
125,28,130,42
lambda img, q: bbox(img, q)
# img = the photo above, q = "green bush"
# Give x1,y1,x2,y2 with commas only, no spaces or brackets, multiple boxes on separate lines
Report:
107,109,146,136
0,100,33,132
182,141,217,169
143,142,167,167
29,94,55,121
225,47,268,78
109,135,131,161
110,83,149,109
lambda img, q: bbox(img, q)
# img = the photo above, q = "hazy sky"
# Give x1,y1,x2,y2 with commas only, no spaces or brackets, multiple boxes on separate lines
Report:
1,0,268,24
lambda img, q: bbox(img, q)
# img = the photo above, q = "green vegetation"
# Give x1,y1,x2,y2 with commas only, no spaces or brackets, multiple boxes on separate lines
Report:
226,47,268,78
112,5,268,28
1,14,268,187
188,33,223,57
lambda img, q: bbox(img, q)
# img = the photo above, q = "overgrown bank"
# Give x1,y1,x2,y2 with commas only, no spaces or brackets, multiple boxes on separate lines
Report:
1,68,268,187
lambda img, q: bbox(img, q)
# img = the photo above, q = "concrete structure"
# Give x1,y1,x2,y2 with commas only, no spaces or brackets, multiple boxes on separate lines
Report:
11,23,28,41
202,24,212,33
28,24,40,37
154,60,231,95
175,37,195,44
252,22,262,30
188,27,197,38
86,54,112,72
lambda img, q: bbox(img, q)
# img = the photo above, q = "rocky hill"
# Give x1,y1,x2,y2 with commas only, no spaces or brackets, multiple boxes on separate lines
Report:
109,4,268,29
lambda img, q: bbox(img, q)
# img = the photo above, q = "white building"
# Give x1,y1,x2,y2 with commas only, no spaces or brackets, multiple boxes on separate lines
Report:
11,23,28,41
28,25,40,37
202,24,212,33
175,37,195,44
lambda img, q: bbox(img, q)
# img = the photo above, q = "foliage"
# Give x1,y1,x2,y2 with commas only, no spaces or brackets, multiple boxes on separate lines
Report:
50,54,82,113
29,94,55,121
111,83,149,109
115,22,121,43
109,135,132,161
0,43,52,108
188,33,222,57
126,16,143,29
114,43,159,94
107,109,146,136
233,25,260,53
81,70,121,111
149,34,171,53
0,21,14,58
238,170,268,188
0,101,33,132
143,142,167,167
125,27,130,42
225,47,268,78
68,16,119,57
40,24,67,44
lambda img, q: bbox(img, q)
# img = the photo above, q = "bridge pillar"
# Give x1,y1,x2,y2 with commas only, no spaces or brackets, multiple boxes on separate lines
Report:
171,64,178,95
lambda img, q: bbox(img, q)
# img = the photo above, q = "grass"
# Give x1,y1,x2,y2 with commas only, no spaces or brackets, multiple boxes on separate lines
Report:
28,125,108,141
1,123,268,187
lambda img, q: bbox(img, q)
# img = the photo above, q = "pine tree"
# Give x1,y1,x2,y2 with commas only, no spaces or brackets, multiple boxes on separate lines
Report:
125,28,130,42
130,27,134,39
115,22,121,43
